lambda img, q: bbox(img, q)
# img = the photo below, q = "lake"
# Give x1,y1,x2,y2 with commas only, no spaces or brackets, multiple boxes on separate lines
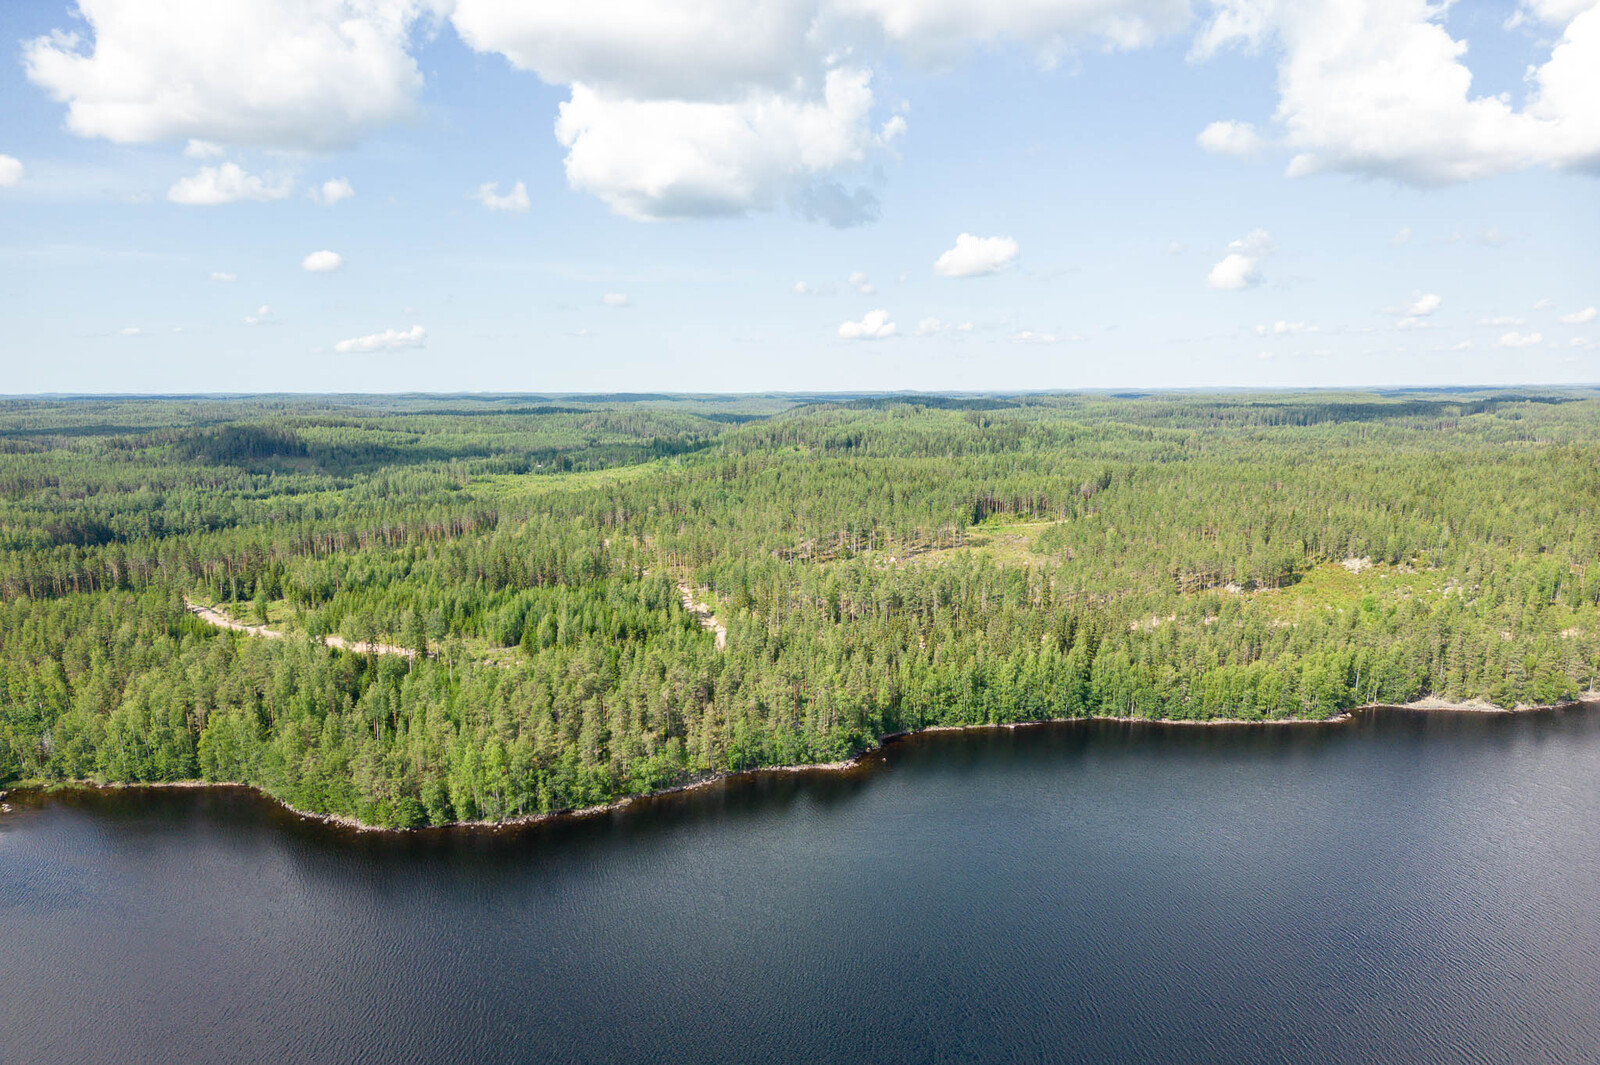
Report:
3,708,1598,1064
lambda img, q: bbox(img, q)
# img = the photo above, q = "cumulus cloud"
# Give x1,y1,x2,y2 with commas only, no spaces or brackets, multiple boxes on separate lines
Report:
184,139,225,159
1008,330,1066,344
1208,229,1275,290
334,324,426,353
1391,226,1412,246
1206,230,1273,290
23,0,427,150
243,305,272,325
1207,254,1259,290
1560,306,1598,324
849,271,876,295
0,155,23,187
313,177,355,205
1498,331,1544,348
167,163,291,205
1195,0,1600,184
838,309,896,339
1479,315,1525,326
842,0,1192,64
914,317,973,336
1405,293,1442,317
555,68,877,220
473,180,530,212
119,326,142,336
1197,120,1263,155
1533,297,1556,310
210,271,236,282
450,1,1192,221
602,292,630,307
302,250,343,272
933,233,1019,278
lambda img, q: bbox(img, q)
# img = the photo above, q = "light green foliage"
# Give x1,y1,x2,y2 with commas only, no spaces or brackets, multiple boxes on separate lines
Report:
0,391,1597,825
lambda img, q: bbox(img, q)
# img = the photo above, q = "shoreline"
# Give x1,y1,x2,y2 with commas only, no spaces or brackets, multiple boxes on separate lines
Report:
8,695,1595,833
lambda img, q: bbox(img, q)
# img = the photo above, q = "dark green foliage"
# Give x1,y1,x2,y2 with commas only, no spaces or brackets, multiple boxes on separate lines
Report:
1,391,1596,826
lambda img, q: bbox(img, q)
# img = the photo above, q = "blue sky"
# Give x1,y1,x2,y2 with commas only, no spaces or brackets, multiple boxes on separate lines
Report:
1,0,1597,393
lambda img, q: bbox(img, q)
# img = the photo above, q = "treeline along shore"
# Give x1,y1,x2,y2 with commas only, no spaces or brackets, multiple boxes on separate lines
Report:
2,391,1598,827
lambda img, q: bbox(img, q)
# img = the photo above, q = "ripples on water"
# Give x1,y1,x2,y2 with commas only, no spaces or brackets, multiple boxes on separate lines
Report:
3,708,1598,1065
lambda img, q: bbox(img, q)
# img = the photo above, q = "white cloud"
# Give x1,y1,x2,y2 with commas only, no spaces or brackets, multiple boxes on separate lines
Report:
1498,331,1544,348
555,68,878,220
933,233,1019,278
1165,240,1184,255
24,0,427,150
849,271,876,294
454,2,1183,223
838,309,896,339
440,1,1193,222
183,140,225,159
1196,0,1600,185
793,281,814,295
602,292,630,306
1479,315,1525,326
1405,292,1442,317
1533,297,1556,310
914,317,973,336
1571,337,1593,348
0,155,24,187
210,271,236,282
119,326,142,336
473,180,530,212
334,324,426,353
167,162,291,205
1207,229,1275,290
313,177,355,205
301,250,343,272
1008,330,1068,344
1197,120,1263,155
1207,253,1259,290
243,305,272,325
1560,306,1598,324
842,0,1192,64
1391,226,1412,246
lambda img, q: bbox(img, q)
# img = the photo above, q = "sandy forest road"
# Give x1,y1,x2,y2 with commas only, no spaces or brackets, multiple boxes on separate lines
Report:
678,584,727,650
184,599,420,659
188,586,727,658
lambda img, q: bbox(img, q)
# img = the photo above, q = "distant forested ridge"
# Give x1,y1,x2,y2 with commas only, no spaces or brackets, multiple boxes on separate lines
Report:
1,391,1596,827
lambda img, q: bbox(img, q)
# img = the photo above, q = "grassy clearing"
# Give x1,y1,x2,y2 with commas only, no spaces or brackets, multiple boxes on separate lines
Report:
472,461,673,503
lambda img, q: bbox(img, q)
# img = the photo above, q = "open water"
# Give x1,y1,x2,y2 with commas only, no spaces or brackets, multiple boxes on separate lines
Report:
3,708,1598,1064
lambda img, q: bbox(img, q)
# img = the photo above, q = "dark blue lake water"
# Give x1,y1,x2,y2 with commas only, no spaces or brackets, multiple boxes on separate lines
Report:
3,708,1598,1065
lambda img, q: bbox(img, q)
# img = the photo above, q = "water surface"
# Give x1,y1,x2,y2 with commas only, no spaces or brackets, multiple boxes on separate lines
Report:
3,709,1598,1064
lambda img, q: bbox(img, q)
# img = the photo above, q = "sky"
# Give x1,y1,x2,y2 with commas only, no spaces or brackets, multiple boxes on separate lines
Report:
0,0,1597,394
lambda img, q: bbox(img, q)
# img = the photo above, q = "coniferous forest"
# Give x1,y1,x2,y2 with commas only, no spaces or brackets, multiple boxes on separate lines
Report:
1,391,1597,827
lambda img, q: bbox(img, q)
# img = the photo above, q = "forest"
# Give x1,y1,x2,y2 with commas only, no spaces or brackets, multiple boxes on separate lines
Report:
1,390,1597,827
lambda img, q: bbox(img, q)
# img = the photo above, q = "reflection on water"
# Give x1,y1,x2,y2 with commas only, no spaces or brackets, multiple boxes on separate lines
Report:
3,708,1598,1065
